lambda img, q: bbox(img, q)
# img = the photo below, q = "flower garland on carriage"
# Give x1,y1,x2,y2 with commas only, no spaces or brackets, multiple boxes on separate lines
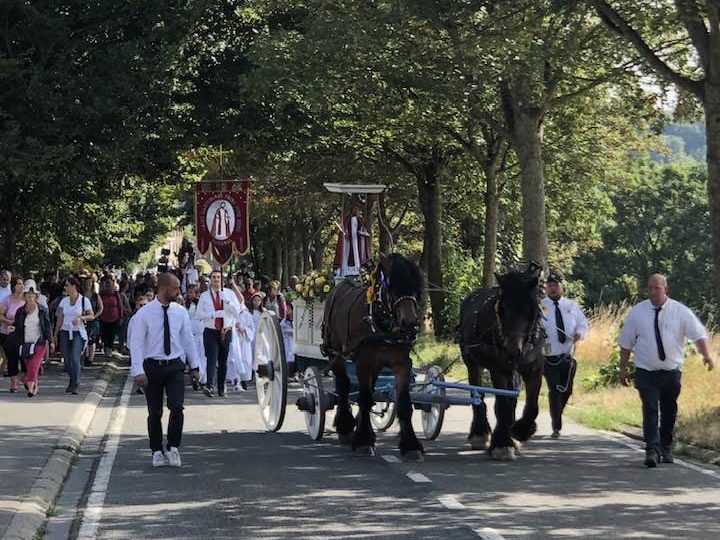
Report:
288,269,335,303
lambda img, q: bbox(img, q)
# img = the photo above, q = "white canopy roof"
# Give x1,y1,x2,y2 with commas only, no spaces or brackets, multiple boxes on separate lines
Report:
323,183,386,194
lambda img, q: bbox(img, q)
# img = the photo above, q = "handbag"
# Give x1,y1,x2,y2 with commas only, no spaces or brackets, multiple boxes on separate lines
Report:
19,342,37,359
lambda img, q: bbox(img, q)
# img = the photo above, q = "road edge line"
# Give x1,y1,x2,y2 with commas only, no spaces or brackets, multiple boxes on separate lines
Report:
0,362,120,540
76,373,134,540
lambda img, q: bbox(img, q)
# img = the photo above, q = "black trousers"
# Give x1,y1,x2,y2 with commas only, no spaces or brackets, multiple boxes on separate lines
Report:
1,333,21,377
100,320,121,349
203,328,231,390
544,355,577,432
635,368,682,455
143,359,185,452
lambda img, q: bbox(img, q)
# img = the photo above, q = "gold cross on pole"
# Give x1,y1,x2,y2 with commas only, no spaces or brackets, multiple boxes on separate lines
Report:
217,145,232,181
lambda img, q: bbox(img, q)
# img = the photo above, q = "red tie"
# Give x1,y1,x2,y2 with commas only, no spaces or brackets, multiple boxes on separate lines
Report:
214,291,223,330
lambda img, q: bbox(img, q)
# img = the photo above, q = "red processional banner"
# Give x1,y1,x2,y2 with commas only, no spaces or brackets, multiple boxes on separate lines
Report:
195,180,251,266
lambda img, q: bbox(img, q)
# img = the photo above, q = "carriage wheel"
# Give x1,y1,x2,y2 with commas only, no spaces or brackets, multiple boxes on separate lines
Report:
370,401,396,431
302,366,326,440
254,311,288,432
421,366,446,440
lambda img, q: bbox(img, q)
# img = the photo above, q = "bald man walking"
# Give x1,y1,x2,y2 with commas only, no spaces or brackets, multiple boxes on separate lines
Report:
618,274,715,468
130,273,200,468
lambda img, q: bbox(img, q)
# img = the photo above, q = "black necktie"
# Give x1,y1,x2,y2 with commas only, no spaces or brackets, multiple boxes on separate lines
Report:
162,305,171,356
554,300,566,343
654,307,666,361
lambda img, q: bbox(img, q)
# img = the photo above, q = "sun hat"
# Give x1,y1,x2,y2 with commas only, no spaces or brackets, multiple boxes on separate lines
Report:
23,279,38,294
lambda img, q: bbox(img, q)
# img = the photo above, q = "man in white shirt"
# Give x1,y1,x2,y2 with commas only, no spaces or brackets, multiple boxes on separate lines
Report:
129,273,200,468
196,270,242,397
540,273,589,439
0,270,11,303
618,273,715,468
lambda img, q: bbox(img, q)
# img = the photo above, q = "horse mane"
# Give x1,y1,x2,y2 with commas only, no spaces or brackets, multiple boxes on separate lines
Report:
382,253,424,298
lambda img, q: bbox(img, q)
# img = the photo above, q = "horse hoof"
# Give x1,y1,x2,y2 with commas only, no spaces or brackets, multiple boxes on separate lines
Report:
491,447,517,461
338,433,354,445
469,435,490,450
354,445,376,456
402,450,424,462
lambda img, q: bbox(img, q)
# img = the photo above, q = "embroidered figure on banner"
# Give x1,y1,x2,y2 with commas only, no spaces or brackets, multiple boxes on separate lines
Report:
206,199,235,241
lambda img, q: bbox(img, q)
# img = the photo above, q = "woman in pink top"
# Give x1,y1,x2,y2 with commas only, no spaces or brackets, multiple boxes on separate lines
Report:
0,277,25,392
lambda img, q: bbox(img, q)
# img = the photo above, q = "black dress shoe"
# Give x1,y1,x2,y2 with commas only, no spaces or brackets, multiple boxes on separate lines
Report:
661,448,675,464
644,450,658,468
66,385,72,393
240,380,248,390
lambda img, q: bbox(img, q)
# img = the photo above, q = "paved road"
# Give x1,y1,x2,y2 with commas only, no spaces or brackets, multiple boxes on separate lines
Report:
61,373,720,540
0,360,109,538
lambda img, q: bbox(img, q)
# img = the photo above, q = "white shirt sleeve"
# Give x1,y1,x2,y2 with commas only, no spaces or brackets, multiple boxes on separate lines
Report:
682,305,709,342
617,307,638,350
196,291,215,321
222,289,240,318
178,308,200,369
572,301,589,340
129,310,148,377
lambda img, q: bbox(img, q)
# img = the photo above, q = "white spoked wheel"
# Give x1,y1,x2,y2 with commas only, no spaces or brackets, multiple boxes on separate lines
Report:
254,311,288,432
302,366,326,440
370,400,396,431
421,366,446,440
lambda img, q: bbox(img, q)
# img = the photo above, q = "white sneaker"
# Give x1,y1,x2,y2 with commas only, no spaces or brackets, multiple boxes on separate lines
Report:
152,450,168,467
166,447,182,467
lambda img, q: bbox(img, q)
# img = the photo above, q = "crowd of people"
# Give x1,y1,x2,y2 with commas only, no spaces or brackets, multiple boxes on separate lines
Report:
0,264,296,400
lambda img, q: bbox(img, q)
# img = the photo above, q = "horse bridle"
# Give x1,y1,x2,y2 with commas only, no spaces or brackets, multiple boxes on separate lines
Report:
495,298,541,349
374,283,419,340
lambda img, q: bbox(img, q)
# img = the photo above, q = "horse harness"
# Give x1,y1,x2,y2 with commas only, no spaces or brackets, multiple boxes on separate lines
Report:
461,289,544,366
321,275,417,358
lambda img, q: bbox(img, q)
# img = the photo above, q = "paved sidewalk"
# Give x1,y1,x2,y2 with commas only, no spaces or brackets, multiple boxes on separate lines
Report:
0,357,120,539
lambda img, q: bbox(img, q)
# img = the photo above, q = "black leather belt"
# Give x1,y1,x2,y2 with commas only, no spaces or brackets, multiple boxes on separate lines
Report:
145,357,181,365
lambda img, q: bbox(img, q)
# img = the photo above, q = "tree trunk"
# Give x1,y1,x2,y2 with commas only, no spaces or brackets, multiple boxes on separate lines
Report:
273,241,283,282
301,230,310,274
482,164,500,287
511,107,548,269
312,233,325,270
288,226,298,278
416,153,446,337
377,192,392,255
705,81,720,304
281,237,289,288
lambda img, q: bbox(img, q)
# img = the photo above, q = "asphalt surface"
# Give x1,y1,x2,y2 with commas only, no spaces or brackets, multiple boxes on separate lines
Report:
71,374,720,540
0,360,108,538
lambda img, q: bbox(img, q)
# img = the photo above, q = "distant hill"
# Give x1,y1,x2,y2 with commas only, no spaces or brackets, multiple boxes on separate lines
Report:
658,122,706,162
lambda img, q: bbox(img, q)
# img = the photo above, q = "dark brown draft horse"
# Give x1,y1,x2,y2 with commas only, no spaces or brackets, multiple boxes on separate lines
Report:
321,253,424,460
457,263,545,460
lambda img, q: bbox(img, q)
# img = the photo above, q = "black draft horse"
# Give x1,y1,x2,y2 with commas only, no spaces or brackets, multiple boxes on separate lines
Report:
321,253,424,461
457,263,545,460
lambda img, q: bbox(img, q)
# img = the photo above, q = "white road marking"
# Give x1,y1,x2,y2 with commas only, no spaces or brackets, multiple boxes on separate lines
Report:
600,431,720,480
77,374,134,540
382,455,401,463
474,527,506,540
407,472,432,483
438,495,465,509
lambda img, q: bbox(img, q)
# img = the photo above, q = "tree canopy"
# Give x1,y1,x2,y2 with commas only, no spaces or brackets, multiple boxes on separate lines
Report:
1,0,716,332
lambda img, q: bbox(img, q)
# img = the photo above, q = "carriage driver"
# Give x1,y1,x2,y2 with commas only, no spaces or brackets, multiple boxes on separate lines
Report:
540,272,589,439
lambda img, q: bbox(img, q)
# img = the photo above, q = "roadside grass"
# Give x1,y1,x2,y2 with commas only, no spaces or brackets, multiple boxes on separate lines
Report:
415,304,720,455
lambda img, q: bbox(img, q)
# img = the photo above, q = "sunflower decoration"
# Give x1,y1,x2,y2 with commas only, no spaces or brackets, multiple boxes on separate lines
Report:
291,269,335,303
